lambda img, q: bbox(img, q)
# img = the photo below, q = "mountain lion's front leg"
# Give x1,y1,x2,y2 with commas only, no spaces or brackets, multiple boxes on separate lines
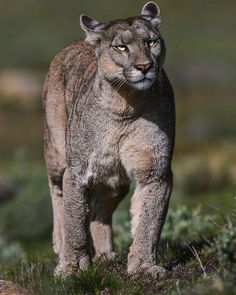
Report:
55,167,91,275
128,171,173,278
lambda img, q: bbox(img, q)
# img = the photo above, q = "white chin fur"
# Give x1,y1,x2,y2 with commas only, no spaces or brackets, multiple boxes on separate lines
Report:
130,79,154,90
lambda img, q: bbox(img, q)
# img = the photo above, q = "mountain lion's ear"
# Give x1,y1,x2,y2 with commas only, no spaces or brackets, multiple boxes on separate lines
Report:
140,1,161,27
80,14,105,44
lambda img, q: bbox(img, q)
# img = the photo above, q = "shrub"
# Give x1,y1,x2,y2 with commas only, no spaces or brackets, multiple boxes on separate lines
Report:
210,219,236,273
0,157,52,244
162,206,215,242
0,236,25,265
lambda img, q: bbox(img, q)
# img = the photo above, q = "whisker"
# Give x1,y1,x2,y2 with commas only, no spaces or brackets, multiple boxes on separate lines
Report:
115,79,127,92
110,78,123,89
114,79,123,92
112,78,122,91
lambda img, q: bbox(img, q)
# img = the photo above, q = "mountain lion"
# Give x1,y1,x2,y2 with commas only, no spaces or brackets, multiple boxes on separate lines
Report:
43,1,175,278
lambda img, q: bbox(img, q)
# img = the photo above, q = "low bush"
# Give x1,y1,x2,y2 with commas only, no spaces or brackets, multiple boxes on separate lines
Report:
210,219,236,273
162,206,215,242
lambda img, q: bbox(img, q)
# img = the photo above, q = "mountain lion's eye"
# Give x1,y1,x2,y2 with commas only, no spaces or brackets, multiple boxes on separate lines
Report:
114,45,127,52
146,40,158,47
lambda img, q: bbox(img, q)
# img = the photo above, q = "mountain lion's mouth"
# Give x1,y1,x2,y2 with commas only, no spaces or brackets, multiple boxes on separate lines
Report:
133,77,153,83
129,77,154,90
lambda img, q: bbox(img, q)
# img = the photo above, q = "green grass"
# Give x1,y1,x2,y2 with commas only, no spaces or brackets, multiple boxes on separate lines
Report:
0,159,236,294
2,258,143,295
1,215,236,295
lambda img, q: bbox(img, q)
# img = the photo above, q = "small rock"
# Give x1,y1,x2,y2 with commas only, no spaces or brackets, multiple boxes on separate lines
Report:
0,280,25,295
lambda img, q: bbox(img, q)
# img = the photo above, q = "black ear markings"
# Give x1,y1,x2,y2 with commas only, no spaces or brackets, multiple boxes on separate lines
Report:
80,14,106,45
80,14,105,32
140,1,161,27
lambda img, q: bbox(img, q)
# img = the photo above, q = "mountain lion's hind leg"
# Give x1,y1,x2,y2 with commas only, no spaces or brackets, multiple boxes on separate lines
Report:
90,185,128,260
48,176,65,271
49,183,64,254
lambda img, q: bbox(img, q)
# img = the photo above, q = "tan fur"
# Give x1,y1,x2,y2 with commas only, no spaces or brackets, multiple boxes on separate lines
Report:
43,2,175,278
130,187,143,237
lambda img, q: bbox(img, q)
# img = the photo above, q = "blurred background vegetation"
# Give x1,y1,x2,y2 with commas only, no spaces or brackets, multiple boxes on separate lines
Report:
0,0,235,293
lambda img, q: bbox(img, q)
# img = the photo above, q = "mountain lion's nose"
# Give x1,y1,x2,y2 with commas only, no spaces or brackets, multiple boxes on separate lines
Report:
134,63,153,74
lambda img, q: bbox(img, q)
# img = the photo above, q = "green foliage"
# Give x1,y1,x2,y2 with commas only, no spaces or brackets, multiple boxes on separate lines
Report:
3,260,143,295
0,237,25,264
66,264,120,294
0,155,51,245
210,219,236,273
162,206,215,242
0,154,235,294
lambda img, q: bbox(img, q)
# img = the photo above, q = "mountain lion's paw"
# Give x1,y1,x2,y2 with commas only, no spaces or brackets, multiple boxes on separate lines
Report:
128,263,166,280
93,251,118,262
54,256,90,277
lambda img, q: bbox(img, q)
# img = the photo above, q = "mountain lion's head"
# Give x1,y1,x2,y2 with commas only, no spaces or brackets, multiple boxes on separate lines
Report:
80,2,165,91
